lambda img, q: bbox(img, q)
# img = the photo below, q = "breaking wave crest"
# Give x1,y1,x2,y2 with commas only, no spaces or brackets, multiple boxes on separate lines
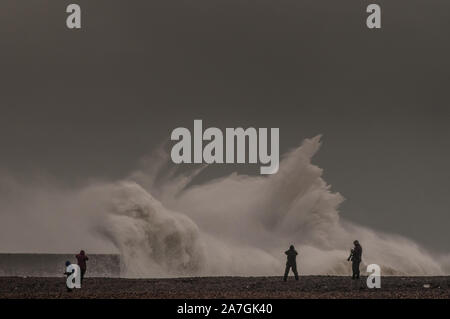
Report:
96,136,448,277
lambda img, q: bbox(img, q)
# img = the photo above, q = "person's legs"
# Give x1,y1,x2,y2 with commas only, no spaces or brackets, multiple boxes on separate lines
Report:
352,261,360,279
283,264,291,281
80,268,86,284
355,261,360,279
351,262,356,279
292,263,299,280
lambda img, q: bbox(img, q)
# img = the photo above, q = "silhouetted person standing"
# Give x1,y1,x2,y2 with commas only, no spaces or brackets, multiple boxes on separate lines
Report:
283,245,299,281
347,240,362,279
76,250,89,283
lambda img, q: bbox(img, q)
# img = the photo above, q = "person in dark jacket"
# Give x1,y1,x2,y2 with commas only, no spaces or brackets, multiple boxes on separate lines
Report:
283,245,299,281
76,250,89,283
347,240,362,279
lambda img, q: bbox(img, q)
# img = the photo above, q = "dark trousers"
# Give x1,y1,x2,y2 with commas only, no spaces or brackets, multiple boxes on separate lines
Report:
352,261,361,279
284,262,299,281
80,268,86,283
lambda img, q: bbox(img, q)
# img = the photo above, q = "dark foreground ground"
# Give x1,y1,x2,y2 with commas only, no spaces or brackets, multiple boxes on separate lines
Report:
1,276,449,299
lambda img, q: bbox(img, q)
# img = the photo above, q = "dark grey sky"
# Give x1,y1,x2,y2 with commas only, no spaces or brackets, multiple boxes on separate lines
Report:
0,0,449,252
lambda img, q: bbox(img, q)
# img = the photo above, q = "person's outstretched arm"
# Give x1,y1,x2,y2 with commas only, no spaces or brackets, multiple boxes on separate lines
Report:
347,249,353,261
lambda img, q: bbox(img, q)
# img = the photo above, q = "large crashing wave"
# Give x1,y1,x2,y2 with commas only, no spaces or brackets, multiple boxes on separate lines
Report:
0,136,448,277
94,136,447,277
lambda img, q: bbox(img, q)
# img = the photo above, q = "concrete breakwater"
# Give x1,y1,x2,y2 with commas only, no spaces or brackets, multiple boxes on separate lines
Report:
0,253,120,277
